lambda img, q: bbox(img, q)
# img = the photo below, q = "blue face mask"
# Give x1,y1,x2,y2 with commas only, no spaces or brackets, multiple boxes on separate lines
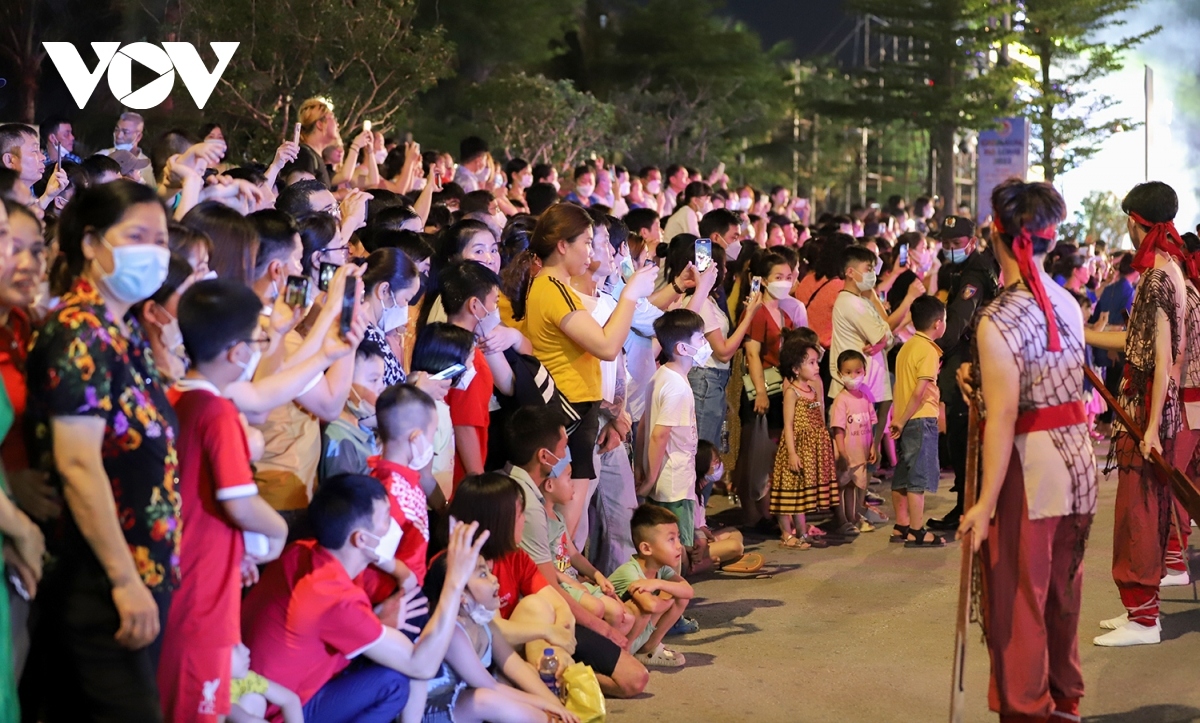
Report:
946,244,971,265
547,447,572,479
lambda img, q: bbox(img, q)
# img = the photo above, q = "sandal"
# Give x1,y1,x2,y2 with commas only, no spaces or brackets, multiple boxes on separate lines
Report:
889,524,910,544
904,527,948,548
802,535,828,549
636,643,686,668
721,552,765,573
806,525,827,538
780,534,811,550
836,522,860,537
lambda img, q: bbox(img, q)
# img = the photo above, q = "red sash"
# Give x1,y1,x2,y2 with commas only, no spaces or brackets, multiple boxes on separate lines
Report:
1013,401,1086,435
1182,387,1200,403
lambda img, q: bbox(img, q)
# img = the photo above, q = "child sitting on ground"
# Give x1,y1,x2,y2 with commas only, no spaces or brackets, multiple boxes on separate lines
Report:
609,505,695,668
228,642,303,723
540,456,636,636
771,332,839,549
686,441,763,575
416,554,579,723
888,295,948,547
830,350,878,533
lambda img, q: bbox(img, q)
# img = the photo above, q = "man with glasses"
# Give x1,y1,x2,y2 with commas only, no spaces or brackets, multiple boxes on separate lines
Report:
99,112,155,186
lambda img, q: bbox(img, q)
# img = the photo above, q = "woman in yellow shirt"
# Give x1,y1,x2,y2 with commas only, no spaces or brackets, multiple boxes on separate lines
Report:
508,203,658,483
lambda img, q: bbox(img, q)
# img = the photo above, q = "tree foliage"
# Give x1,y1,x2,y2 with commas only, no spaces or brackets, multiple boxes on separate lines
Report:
172,0,452,161
465,73,615,168
1018,0,1157,181
1060,190,1127,245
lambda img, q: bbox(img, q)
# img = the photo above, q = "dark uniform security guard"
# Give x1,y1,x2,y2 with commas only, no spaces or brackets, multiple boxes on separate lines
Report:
926,215,1000,532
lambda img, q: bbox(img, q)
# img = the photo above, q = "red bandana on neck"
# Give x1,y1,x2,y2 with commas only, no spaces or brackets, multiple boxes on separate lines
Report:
1129,211,1186,273
993,218,1061,352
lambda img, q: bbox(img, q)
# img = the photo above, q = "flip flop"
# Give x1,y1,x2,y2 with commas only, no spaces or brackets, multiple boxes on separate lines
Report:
722,552,765,573
637,644,686,668
805,525,827,538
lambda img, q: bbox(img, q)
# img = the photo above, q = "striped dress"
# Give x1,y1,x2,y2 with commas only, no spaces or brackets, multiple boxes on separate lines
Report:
770,383,838,515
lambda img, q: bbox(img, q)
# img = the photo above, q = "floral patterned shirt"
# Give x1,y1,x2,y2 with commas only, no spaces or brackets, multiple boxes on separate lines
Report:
27,278,181,592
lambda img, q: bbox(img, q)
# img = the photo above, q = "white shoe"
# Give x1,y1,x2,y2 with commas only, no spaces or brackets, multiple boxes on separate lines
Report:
1093,621,1161,647
1162,570,1191,587
1099,612,1161,631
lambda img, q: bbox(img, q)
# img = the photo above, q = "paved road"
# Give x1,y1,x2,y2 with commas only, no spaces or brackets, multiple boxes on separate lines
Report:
606,460,1200,722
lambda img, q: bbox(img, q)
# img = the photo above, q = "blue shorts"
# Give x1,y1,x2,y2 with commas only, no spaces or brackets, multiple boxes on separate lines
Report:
892,417,940,494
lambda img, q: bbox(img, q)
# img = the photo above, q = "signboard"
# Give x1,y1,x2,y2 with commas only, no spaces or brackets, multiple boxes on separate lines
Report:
976,117,1031,225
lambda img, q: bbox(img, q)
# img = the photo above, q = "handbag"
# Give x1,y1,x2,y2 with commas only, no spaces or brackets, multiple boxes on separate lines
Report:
742,366,783,401
561,662,606,723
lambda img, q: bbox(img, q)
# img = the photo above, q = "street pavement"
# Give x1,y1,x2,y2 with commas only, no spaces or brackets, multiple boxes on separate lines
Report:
606,453,1200,722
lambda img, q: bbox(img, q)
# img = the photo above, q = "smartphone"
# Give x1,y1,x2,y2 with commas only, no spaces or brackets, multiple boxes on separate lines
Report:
898,245,909,267
363,120,372,133
643,257,657,268
431,363,467,381
695,238,712,273
340,278,357,338
750,277,762,295
292,122,301,144
284,275,309,308
318,262,337,292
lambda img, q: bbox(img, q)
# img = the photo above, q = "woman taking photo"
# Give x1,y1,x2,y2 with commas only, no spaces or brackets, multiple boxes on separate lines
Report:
25,180,178,719
361,247,422,386
510,204,657,532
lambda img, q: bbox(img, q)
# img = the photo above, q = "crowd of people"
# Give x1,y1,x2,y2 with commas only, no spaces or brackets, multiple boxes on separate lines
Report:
0,98,1186,723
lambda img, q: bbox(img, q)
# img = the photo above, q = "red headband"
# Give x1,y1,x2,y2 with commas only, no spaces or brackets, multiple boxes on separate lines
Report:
1129,211,1186,273
993,218,1061,352
1186,250,1200,287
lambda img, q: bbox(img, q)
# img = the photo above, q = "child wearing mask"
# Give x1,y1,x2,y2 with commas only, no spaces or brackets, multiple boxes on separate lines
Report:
830,350,878,533
319,339,388,483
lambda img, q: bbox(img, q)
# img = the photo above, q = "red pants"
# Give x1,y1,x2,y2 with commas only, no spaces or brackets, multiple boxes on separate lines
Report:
1166,427,1197,573
1111,433,1173,625
983,449,1090,722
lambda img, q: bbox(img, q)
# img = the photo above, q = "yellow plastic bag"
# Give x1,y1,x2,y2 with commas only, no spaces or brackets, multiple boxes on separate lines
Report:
561,662,606,723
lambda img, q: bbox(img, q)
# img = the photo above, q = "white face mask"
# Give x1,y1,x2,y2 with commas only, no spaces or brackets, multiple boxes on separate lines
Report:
841,376,862,390
374,149,387,165
114,140,134,152
855,270,877,292
96,238,171,304
683,341,713,365
873,257,884,276
411,176,426,191
705,462,725,483
455,365,477,390
474,304,502,337
160,315,184,356
200,269,218,281
550,179,561,192
646,180,662,195
235,346,262,383
409,430,435,469
464,598,497,625
519,174,534,189
365,518,402,564
576,184,594,199
380,293,408,333
618,180,631,197
766,280,793,299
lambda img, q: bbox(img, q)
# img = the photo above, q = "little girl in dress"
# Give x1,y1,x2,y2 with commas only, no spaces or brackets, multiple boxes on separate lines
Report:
771,332,838,549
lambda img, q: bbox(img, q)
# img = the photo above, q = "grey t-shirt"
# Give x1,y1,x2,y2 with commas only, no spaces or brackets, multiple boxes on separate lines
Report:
507,465,552,565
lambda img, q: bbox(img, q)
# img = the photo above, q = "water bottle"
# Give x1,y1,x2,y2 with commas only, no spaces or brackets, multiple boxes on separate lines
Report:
537,648,560,699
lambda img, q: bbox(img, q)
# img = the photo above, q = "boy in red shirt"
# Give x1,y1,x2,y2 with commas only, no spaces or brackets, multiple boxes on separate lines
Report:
363,384,439,604
158,279,290,722
441,260,524,485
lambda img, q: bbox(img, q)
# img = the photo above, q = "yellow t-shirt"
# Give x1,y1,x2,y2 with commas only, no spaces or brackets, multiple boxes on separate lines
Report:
524,275,600,403
231,671,270,704
893,332,942,421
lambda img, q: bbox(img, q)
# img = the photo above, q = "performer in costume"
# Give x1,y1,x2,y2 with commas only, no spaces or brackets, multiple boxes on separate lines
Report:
958,179,1096,722
1086,181,1188,647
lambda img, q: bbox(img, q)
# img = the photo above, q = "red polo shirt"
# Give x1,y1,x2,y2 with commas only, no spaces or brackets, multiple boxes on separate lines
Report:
359,456,430,603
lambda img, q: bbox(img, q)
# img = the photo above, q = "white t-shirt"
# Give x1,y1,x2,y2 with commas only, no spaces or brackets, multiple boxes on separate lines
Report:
829,290,893,402
663,206,699,242
647,365,698,502
619,289,664,421
431,400,455,477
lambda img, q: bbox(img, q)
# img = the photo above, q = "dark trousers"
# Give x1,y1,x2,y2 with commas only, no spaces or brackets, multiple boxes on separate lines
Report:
302,660,410,723
21,551,171,723
1097,362,1122,425
941,390,970,522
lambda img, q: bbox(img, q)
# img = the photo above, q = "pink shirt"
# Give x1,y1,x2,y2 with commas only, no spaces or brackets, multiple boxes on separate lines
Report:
829,389,876,488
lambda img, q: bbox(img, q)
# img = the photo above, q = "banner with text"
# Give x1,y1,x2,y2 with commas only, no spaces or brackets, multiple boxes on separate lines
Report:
976,117,1031,225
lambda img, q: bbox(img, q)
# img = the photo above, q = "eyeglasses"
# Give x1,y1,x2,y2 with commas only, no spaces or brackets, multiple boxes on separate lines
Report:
241,338,271,348
321,244,350,256
319,204,343,221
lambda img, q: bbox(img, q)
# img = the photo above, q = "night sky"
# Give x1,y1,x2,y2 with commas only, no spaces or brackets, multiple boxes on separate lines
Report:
724,0,849,58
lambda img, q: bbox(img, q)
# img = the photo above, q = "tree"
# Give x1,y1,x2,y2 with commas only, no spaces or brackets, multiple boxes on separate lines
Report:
465,73,615,168
1060,190,1126,246
595,0,790,168
1019,0,1157,182
172,0,452,162
817,1,1023,209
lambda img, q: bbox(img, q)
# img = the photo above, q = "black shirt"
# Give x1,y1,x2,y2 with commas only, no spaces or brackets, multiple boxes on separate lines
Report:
936,250,1000,396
